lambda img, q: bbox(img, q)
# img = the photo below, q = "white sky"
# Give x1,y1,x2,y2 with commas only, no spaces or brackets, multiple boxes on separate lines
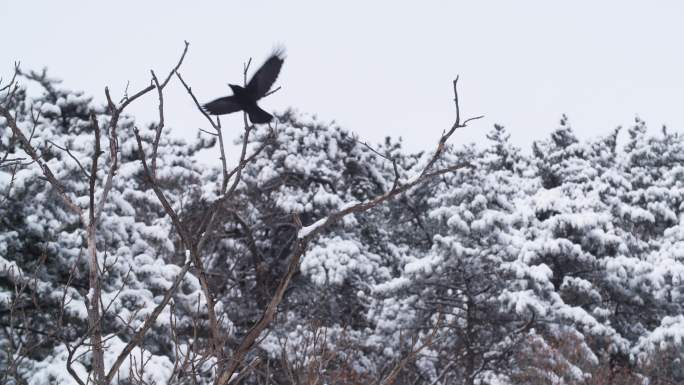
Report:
3,1,684,163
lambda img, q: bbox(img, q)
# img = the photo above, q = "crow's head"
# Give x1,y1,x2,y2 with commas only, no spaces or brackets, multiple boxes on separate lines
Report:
228,84,244,94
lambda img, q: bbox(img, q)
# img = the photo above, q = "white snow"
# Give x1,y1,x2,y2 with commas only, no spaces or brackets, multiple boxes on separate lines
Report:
297,217,327,238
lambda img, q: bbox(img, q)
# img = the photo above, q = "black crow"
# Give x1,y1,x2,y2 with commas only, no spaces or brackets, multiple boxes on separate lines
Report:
203,49,285,124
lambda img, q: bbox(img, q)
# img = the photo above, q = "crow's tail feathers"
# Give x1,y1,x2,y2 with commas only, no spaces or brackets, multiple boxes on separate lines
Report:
245,105,273,124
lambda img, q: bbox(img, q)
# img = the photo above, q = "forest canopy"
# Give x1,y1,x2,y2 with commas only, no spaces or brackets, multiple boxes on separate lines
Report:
1,51,683,385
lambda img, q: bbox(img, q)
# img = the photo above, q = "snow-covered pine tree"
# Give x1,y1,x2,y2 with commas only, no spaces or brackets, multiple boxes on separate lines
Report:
192,110,423,382
617,119,684,381
3,62,684,385
365,125,536,385
509,118,632,383
0,70,208,385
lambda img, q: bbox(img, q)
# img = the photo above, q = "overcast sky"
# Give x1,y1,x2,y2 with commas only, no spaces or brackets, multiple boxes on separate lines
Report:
3,1,684,163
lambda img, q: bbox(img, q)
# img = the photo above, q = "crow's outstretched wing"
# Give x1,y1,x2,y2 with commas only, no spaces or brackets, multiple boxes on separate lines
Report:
203,96,243,115
246,49,285,100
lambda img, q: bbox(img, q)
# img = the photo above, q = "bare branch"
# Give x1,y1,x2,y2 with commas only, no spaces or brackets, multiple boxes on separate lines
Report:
150,71,164,177
263,85,281,98
195,125,275,253
0,105,83,215
161,40,190,88
137,60,232,369
133,124,228,373
1,122,20,168
420,77,481,178
462,115,484,126
27,107,41,146
84,65,170,383
243,57,252,86
214,164,472,385
117,83,155,112
0,61,20,95
104,262,193,384
215,117,229,191
358,139,401,191
216,234,309,385
175,70,219,130
94,82,156,223
93,112,118,222
65,343,87,385
133,128,190,245
175,66,237,199
0,164,18,206
198,127,219,137
297,161,470,242
45,140,91,180
215,78,478,384
226,122,252,195
85,111,105,381
151,41,191,176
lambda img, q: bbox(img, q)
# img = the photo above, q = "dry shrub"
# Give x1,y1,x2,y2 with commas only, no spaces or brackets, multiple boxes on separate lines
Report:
276,326,374,385
510,329,643,385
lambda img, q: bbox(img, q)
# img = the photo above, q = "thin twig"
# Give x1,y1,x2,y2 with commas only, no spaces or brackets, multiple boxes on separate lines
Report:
263,86,282,98
357,139,401,191
151,41,191,177
104,260,193,384
0,62,20,94
198,127,219,137
45,140,91,179
88,114,101,223
195,126,275,253
419,77,482,178
215,116,229,190
175,70,219,130
214,77,479,385
243,58,253,85
171,72,227,363
150,70,164,177
95,80,157,222
0,105,83,215
133,128,190,245
161,40,190,88
1,126,19,167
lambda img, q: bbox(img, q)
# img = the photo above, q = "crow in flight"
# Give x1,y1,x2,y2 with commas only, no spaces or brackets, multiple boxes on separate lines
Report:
203,49,285,124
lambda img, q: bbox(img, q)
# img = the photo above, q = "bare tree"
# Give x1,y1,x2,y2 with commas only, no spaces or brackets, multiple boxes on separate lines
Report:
1,45,480,385
0,45,187,385
141,67,480,384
